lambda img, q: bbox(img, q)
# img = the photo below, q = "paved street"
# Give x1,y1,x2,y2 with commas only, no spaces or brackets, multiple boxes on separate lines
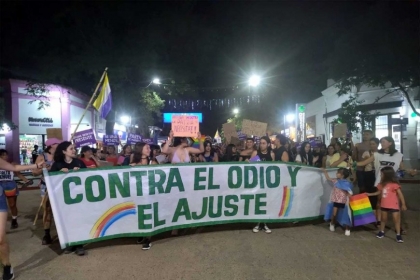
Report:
7,185,420,280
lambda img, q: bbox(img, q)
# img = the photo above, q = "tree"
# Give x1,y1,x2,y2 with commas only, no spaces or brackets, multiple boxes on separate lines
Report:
327,2,420,116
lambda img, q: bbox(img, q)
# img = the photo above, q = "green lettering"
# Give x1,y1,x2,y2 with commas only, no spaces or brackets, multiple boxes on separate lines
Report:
165,168,185,193
208,196,223,218
266,166,280,188
192,197,208,220
130,171,147,196
224,195,239,217
148,170,166,195
153,202,165,227
85,175,106,202
63,177,83,205
208,167,220,190
194,167,206,190
172,198,192,223
259,166,265,188
244,166,258,188
228,166,242,189
137,204,152,230
240,194,255,215
109,172,130,198
287,166,301,187
255,193,267,215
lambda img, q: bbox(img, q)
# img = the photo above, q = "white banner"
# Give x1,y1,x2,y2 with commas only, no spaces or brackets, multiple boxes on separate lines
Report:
44,163,332,248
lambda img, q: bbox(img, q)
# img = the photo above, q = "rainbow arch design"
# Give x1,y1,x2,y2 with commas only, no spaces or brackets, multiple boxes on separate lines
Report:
278,186,294,217
90,202,136,238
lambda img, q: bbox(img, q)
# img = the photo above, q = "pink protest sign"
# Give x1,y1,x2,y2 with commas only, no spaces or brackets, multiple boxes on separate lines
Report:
171,115,199,137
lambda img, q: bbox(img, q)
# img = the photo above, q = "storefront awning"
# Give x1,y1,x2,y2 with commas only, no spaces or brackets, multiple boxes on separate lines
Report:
323,101,403,119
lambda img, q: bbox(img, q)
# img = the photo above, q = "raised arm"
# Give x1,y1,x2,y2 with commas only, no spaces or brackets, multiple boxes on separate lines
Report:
321,168,333,182
0,158,42,172
186,132,204,154
356,155,374,167
162,130,175,154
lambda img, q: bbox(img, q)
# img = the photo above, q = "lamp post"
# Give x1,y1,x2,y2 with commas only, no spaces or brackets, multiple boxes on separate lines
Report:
248,75,261,95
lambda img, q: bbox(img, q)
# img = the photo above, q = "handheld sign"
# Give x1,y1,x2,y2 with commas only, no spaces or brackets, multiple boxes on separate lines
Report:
142,138,153,144
333,123,348,138
172,115,199,137
47,128,63,140
127,133,142,145
73,129,96,148
222,122,236,144
241,119,267,137
103,135,120,146
249,155,261,162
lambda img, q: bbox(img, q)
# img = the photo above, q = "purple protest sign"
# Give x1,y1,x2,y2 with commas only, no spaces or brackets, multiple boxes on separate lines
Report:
103,135,120,146
73,129,96,148
142,138,153,144
127,133,142,145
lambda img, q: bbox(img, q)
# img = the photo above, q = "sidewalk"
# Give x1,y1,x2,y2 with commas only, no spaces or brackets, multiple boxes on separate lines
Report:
6,188,420,280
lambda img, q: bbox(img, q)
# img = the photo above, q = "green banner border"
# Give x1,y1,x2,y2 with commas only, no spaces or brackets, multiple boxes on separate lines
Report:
65,215,324,247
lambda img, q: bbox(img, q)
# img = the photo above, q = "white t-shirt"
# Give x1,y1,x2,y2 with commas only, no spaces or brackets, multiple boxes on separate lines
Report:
373,151,403,186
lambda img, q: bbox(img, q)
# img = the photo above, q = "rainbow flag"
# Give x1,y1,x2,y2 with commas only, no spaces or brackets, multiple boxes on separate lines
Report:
349,193,376,226
192,136,207,148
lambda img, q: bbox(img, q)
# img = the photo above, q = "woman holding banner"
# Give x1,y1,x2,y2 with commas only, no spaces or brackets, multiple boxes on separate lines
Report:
50,141,87,256
0,157,45,280
162,130,204,236
130,142,157,250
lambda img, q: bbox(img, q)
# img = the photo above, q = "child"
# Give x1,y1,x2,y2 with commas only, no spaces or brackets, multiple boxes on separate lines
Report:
322,167,353,236
367,166,407,243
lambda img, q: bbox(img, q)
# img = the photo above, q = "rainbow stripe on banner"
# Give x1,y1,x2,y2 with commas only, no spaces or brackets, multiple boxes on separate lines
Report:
278,186,294,217
90,202,136,238
349,193,376,226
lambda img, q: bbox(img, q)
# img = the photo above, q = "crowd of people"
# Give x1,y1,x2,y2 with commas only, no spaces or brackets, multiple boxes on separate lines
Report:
0,129,417,280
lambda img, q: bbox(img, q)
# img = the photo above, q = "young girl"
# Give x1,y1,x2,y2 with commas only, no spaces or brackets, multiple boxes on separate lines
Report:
322,168,353,236
367,166,407,243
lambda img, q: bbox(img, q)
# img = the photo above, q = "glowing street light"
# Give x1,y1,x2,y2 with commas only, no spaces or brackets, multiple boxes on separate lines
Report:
248,75,261,87
233,108,239,114
120,116,130,125
152,78,161,85
286,114,295,122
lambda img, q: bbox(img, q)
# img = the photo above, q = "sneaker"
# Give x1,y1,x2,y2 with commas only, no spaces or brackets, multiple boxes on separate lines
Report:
75,246,85,256
2,265,14,280
329,223,335,232
136,237,144,244
142,239,152,250
345,229,351,236
252,223,261,233
263,224,272,234
64,246,76,254
10,219,18,229
396,235,404,243
42,234,52,245
376,231,385,239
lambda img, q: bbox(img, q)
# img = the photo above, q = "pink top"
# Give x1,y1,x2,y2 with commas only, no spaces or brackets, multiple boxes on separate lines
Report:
329,179,348,204
377,183,400,210
171,148,191,163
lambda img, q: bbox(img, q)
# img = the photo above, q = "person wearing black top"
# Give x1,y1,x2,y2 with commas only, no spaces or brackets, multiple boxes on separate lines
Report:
222,144,239,162
273,134,290,162
249,136,274,234
239,138,255,161
50,141,87,256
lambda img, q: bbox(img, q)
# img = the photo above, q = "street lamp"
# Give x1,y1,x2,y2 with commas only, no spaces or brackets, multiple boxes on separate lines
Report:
152,78,161,85
233,108,239,115
120,116,130,125
248,75,261,87
286,114,295,122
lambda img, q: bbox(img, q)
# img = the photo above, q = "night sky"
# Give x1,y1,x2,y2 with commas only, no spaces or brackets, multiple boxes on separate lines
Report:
1,1,418,135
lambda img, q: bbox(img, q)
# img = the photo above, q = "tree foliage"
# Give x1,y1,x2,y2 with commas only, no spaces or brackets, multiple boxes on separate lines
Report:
327,2,419,116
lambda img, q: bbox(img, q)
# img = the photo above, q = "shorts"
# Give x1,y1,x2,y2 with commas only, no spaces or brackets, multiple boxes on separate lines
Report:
333,202,345,209
0,181,19,197
380,207,399,213
0,186,8,212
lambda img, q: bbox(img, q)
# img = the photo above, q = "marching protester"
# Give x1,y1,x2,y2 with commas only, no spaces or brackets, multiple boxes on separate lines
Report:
222,144,239,162
117,144,132,165
33,138,61,245
273,134,289,162
0,157,44,280
0,149,33,229
162,130,204,235
295,142,318,166
361,137,380,224
330,146,353,169
199,140,219,162
353,130,373,193
323,144,337,168
79,146,101,168
249,136,274,234
367,166,407,242
312,144,324,167
50,141,87,256
239,138,255,161
322,167,353,236
106,145,119,166
31,145,39,164
129,142,157,250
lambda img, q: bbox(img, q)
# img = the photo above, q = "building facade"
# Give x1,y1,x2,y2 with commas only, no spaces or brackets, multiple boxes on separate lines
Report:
302,80,420,161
